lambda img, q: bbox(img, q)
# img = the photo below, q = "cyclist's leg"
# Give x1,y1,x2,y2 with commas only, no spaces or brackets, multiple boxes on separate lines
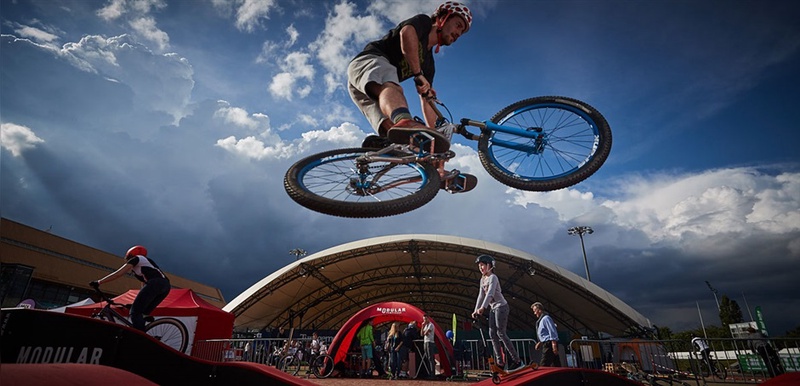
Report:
347,54,397,136
701,349,712,373
130,277,170,331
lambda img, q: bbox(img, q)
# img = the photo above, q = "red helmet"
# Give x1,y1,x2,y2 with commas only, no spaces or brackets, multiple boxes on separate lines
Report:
126,245,147,258
433,1,473,33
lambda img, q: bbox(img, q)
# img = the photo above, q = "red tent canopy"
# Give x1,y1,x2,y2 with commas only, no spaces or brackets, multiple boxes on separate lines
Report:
66,288,234,343
327,301,453,376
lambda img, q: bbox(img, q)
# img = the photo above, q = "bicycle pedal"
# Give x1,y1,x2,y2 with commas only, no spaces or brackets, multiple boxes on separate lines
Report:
442,172,478,193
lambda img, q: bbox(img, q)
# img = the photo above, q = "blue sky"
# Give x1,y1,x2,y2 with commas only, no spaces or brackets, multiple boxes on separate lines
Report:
2,0,799,335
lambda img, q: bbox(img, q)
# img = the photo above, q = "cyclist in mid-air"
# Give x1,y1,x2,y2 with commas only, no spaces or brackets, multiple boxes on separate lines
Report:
347,1,476,192
90,245,170,331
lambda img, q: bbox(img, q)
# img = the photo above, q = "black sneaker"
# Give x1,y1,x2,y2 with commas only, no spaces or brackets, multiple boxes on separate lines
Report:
509,361,525,371
386,119,450,153
361,135,391,149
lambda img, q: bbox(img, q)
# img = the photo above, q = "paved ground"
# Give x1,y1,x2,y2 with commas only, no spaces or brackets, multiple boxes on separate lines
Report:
306,379,479,386
301,372,485,385
301,373,772,386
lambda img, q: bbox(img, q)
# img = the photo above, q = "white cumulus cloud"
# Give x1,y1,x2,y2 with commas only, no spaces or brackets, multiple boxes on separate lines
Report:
1,123,45,157
234,0,278,32
96,0,169,51
129,16,170,51
268,52,315,100
59,34,193,123
309,1,385,94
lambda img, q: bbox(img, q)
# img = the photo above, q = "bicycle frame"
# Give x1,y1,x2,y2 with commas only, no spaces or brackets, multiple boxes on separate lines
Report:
89,286,190,353
457,110,599,157
92,289,135,327
357,96,601,176
435,97,597,158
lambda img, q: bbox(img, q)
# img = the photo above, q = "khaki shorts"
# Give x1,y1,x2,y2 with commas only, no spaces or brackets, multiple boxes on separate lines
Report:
347,54,400,132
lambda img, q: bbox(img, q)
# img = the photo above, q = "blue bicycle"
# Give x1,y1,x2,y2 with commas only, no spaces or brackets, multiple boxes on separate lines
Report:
284,96,612,218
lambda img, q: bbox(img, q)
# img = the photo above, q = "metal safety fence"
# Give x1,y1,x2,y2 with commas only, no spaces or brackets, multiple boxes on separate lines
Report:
568,337,798,385
192,335,797,384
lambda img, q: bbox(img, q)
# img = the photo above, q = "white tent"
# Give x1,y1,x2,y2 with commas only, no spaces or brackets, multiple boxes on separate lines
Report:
48,298,95,313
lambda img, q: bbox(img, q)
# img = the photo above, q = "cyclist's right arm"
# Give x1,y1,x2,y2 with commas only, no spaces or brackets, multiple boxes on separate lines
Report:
92,262,133,287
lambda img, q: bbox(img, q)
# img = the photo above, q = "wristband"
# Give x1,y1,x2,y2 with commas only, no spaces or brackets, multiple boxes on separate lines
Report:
413,72,423,78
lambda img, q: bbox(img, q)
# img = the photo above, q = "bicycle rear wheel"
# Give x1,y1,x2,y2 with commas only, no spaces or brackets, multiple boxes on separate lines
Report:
311,354,335,378
284,148,440,218
146,318,189,353
478,96,612,191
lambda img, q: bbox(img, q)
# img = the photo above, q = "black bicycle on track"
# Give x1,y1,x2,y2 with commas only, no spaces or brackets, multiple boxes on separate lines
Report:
89,285,189,353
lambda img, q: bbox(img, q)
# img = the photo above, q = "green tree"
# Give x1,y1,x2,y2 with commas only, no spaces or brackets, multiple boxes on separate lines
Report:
784,325,800,338
719,295,744,327
654,325,673,340
673,325,730,342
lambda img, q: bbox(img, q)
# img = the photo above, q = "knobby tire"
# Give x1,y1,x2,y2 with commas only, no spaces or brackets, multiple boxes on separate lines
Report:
145,317,189,353
284,148,440,218
281,355,300,376
311,354,335,378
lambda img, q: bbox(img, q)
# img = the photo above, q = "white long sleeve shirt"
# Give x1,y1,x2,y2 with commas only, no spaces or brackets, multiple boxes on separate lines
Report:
474,273,507,311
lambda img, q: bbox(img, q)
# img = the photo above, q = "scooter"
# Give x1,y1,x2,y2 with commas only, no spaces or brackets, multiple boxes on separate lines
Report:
474,316,538,384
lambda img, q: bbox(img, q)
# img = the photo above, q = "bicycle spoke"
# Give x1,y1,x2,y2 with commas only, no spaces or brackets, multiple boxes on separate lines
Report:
301,156,429,203
490,105,599,180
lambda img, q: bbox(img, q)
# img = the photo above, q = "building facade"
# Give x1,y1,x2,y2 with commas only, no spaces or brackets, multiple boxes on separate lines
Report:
1,217,225,309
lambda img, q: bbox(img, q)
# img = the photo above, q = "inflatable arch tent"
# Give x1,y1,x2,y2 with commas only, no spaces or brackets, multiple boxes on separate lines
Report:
328,301,454,376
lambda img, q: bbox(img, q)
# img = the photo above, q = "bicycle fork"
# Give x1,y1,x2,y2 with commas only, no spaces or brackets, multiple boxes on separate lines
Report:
459,119,548,155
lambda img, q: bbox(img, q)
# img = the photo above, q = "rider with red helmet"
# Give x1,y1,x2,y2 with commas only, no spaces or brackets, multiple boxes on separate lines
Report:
90,245,170,331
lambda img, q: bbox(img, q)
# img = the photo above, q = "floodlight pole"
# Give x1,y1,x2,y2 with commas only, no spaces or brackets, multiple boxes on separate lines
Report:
289,248,307,260
568,226,594,281
705,281,721,311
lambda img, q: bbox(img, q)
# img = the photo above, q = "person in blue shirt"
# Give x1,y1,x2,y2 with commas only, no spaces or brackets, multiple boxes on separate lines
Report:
531,302,561,367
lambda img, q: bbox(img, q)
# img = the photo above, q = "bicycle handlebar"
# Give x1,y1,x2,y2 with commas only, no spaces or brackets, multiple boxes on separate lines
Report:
424,97,481,141
91,285,127,308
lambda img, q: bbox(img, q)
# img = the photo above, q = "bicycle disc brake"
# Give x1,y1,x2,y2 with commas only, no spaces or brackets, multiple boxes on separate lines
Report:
347,160,395,196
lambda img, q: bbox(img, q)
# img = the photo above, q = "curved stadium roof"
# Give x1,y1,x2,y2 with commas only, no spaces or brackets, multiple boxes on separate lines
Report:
223,234,652,336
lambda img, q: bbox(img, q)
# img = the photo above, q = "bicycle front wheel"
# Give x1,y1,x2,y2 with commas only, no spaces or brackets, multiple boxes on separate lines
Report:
711,361,727,380
284,148,440,218
478,96,612,191
146,318,189,353
280,356,300,376
312,354,335,378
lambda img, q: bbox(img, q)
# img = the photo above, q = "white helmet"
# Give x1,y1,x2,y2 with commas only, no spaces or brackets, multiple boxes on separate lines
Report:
433,1,473,33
